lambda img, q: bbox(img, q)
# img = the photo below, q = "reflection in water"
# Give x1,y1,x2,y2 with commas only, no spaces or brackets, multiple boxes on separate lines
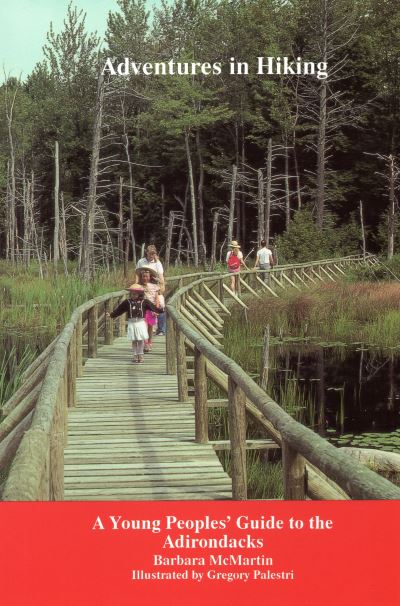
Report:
270,343,400,435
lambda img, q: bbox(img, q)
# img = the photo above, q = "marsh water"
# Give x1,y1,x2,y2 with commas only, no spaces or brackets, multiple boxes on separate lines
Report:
269,342,400,451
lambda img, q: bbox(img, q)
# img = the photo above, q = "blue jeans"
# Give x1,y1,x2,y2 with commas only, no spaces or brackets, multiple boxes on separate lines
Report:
157,312,166,334
259,263,270,283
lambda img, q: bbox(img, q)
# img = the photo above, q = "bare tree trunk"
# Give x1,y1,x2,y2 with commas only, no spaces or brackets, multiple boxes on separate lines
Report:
228,164,237,244
284,137,290,230
239,113,246,242
316,4,328,229
359,200,366,259
177,184,189,263
60,192,69,275
257,168,264,243
184,129,198,266
54,140,60,266
121,96,137,266
5,83,18,263
161,183,166,230
293,146,302,210
80,72,105,279
29,171,41,274
265,138,272,245
196,130,206,264
124,135,137,266
316,81,327,229
165,212,174,270
388,155,396,260
22,174,29,265
118,176,124,263
124,219,130,280
210,211,219,270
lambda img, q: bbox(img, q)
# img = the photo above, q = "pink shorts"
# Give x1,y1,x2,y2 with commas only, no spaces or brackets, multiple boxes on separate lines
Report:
145,309,157,326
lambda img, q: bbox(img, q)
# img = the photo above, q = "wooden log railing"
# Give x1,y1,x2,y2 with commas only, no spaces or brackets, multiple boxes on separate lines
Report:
1,253,396,501
166,254,400,500
1,290,126,501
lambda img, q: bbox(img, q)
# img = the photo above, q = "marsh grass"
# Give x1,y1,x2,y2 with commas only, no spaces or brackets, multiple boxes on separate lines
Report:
0,261,199,406
219,450,283,500
208,399,283,499
0,346,35,410
228,282,400,350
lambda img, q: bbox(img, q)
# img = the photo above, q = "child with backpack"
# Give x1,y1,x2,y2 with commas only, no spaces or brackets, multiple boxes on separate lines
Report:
226,240,248,293
107,284,163,363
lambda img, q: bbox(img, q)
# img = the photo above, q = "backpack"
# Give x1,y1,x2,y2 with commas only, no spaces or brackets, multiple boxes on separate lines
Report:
128,300,144,319
227,251,240,271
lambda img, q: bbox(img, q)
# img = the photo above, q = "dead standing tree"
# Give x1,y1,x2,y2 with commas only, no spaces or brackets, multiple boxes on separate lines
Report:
369,153,400,260
210,206,229,270
80,72,105,280
4,75,19,263
300,0,361,228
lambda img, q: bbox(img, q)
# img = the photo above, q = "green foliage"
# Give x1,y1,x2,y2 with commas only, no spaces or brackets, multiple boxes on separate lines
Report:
275,209,333,263
1,0,400,260
275,208,363,263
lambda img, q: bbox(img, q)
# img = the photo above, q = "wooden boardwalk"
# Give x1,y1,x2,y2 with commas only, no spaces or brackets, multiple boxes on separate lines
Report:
64,336,232,500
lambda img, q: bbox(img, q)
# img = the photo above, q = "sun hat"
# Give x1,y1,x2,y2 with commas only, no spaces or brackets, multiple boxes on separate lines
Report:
229,240,241,249
128,283,144,292
135,265,158,278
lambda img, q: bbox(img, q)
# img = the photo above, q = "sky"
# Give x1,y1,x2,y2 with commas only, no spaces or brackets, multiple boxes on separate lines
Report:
0,0,159,81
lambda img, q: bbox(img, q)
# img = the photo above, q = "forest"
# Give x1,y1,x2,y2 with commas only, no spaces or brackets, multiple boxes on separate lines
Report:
1,0,400,276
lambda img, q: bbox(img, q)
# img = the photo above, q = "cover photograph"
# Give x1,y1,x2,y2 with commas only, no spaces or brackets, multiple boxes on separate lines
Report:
0,1,399,604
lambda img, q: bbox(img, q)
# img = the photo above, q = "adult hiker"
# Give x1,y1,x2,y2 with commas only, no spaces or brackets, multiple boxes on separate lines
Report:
137,244,164,287
226,240,248,293
136,244,166,337
135,266,164,352
107,284,163,364
254,239,274,282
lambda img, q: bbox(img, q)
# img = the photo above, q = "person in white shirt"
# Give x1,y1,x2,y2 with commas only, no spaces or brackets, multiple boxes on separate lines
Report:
136,245,166,335
137,245,164,286
254,239,274,282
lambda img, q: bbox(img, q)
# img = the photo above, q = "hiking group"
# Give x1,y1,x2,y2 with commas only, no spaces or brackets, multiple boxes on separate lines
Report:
107,239,274,363
107,245,166,364
227,239,274,292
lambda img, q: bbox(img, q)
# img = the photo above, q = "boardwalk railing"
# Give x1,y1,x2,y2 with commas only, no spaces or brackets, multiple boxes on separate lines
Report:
165,254,400,500
2,253,400,500
1,290,126,500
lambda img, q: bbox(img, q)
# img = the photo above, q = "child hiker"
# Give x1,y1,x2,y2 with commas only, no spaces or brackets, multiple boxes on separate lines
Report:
107,284,163,363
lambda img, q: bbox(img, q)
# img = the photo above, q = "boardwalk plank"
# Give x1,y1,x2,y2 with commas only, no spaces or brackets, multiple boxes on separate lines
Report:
64,337,231,501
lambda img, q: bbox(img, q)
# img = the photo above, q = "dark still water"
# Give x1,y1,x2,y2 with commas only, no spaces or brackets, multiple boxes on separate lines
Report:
270,343,400,450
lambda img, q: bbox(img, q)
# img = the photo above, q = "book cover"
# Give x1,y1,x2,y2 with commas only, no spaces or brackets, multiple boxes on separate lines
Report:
0,1,399,604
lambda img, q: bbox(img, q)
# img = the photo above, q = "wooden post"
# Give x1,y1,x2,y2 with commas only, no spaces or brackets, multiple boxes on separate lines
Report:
75,314,83,377
118,296,126,337
261,325,270,390
63,366,68,446
68,334,76,407
194,348,208,443
50,380,64,500
176,328,189,402
88,304,98,358
166,312,177,374
218,277,224,304
282,439,306,499
104,299,113,345
228,376,247,500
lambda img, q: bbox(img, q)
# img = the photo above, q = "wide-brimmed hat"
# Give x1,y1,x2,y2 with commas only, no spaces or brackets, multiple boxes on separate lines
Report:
127,283,144,292
135,265,158,278
229,240,241,249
